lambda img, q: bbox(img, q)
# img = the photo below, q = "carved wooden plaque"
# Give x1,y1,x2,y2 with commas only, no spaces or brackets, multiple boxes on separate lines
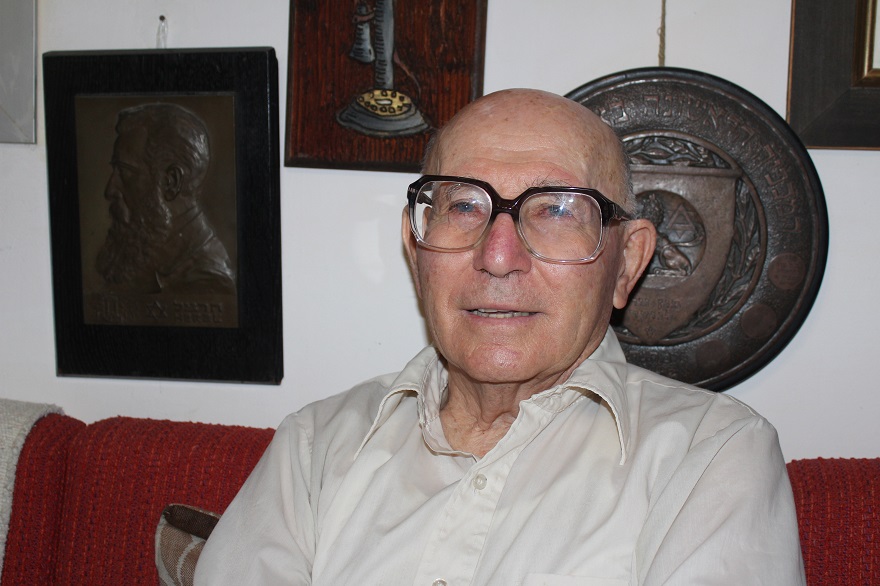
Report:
285,0,487,172
568,68,828,391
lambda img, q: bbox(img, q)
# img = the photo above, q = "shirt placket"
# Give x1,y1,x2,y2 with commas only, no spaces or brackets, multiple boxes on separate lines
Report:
413,390,575,586
412,447,517,586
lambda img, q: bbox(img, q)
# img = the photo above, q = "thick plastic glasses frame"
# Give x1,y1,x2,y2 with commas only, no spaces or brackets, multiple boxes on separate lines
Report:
407,174,633,264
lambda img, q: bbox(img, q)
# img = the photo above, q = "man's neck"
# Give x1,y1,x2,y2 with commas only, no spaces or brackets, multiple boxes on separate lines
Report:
156,206,208,268
439,391,517,458
438,374,562,458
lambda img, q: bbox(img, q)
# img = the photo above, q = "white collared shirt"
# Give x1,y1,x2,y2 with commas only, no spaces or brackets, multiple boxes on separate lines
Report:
196,328,805,585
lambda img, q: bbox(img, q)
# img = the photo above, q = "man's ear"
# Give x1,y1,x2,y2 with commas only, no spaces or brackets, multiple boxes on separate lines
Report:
162,165,184,201
401,207,422,298
612,218,656,309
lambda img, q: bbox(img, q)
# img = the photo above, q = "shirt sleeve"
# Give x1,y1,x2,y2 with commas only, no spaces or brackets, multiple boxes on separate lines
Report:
194,413,315,586
635,415,806,586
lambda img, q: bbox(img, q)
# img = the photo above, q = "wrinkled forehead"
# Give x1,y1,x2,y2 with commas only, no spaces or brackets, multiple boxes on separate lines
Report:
112,126,149,163
434,93,625,194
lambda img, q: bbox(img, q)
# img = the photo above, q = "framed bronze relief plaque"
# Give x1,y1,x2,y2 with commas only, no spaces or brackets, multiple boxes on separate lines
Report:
568,68,828,391
284,0,487,172
43,48,283,383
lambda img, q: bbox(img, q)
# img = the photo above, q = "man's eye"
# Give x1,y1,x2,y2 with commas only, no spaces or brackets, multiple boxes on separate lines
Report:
111,163,137,181
533,202,576,220
527,194,595,224
545,204,572,218
449,200,477,214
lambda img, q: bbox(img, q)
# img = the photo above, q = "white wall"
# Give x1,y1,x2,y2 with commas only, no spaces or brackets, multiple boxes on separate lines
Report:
1,0,877,462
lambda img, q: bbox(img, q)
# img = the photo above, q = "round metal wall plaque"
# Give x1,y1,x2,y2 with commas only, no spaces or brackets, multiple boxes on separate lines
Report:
566,68,828,391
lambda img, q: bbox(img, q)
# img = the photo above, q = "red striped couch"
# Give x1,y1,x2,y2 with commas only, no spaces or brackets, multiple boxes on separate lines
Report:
1,413,877,585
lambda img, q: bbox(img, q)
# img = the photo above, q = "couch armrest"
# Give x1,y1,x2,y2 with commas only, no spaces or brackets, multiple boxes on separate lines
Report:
787,458,880,586
52,417,273,585
1,413,85,586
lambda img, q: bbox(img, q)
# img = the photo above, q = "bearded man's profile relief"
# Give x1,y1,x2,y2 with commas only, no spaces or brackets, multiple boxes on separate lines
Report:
96,103,236,296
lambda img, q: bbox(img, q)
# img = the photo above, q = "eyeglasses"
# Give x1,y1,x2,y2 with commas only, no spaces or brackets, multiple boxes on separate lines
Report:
407,175,632,264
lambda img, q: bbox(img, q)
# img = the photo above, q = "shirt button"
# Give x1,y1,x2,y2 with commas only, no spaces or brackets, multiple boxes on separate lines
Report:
472,473,487,490
432,580,447,586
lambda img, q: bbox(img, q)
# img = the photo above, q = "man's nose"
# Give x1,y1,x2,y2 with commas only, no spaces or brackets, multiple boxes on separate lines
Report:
104,174,120,201
472,213,532,277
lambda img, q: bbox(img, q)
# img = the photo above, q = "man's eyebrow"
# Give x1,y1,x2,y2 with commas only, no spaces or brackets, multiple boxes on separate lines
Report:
527,177,575,188
110,158,139,171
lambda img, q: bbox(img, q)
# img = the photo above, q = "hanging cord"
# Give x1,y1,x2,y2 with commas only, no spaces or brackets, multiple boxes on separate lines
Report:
658,0,666,67
156,15,168,49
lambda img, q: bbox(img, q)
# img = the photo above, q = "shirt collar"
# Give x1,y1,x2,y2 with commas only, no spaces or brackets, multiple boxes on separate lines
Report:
559,327,632,464
356,327,632,464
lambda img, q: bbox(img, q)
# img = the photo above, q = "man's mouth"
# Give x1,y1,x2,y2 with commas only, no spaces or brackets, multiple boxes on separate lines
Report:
109,202,130,224
469,309,535,319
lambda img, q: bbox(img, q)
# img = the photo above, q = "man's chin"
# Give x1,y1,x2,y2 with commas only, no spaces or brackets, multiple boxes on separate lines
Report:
109,203,129,224
444,345,539,383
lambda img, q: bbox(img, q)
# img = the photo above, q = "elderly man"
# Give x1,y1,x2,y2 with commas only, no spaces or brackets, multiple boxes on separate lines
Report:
196,89,804,584
97,103,236,296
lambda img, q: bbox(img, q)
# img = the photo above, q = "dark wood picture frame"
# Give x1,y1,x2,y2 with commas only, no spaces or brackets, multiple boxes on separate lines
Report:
284,0,487,172
43,48,283,383
787,0,880,148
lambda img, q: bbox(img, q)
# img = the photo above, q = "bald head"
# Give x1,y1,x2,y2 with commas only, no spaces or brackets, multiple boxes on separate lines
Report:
423,89,632,209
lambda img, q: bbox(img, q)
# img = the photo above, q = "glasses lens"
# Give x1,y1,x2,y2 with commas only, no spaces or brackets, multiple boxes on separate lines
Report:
413,180,491,250
520,192,604,261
